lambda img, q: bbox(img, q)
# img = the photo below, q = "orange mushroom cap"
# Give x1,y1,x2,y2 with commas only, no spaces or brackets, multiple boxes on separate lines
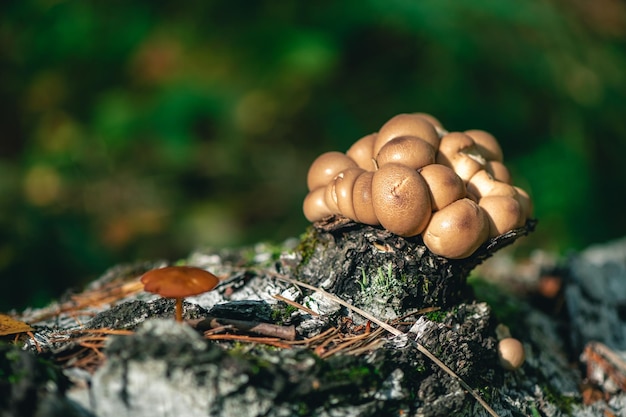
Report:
141,266,220,298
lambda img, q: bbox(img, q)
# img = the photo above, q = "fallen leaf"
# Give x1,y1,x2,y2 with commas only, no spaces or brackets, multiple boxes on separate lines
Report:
0,314,33,336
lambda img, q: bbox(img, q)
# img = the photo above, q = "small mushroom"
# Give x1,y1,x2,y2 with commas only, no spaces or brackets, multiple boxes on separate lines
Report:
419,164,466,211
346,133,377,171
375,136,435,170
374,113,440,156
352,171,380,226
479,195,525,237
422,198,489,259
465,129,504,162
371,163,432,237
303,187,334,222
413,112,446,133
436,132,486,183
485,160,511,184
466,170,518,199
307,151,357,191
513,186,533,220
326,167,365,221
141,266,220,322
497,337,526,371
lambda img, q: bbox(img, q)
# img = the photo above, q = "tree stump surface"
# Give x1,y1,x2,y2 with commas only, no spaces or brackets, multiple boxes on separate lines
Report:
2,230,626,417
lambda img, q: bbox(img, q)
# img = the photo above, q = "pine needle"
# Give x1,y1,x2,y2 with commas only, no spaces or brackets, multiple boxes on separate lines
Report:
282,276,500,417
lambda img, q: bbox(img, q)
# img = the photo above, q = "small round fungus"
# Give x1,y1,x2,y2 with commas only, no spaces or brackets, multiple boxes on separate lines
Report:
467,170,517,199
346,133,377,171
352,171,379,226
497,337,526,371
375,136,435,170
419,164,466,211
331,168,365,221
303,187,333,222
485,160,511,184
141,266,220,322
372,163,431,237
436,132,486,183
479,195,525,237
307,151,357,191
422,198,489,259
465,129,504,162
374,113,440,155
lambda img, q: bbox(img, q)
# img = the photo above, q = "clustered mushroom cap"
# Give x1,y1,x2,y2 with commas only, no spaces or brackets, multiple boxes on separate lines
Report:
374,113,440,154
372,163,431,237
376,136,435,170
303,112,533,259
346,133,377,171
422,198,489,259
141,266,220,299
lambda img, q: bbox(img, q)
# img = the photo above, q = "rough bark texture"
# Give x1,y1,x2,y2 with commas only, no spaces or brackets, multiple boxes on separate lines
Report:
3,230,626,417
295,216,537,320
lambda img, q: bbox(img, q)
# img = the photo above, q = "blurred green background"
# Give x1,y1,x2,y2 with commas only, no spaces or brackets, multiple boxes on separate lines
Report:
1,0,625,311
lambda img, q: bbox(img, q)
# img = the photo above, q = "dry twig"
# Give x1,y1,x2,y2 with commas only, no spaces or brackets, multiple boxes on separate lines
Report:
280,276,500,417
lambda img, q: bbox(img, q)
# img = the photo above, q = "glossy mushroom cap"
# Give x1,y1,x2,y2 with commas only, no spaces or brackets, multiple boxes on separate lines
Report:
436,132,486,183
303,187,334,222
352,171,379,226
327,167,365,221
467,170,517,199
307,151,357,191
374,113,440,155
372,163,431,237
346,133,377,171
485,160,511,184
419,164,466,211
141,266,220,299
497,337,525,371
422,198,489,259
479,195,525,238
465,129,504,162
375,136,435,170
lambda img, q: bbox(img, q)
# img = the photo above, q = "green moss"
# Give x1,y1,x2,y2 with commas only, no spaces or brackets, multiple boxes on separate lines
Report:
271,303,298,325
541,383,578,414
295,226,319,268
425,309,448,323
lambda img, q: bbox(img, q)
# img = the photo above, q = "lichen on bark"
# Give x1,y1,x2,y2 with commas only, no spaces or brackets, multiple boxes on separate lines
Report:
293,215,536,320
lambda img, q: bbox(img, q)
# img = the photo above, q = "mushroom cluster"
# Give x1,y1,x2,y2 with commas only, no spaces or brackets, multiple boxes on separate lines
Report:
303,113,533,259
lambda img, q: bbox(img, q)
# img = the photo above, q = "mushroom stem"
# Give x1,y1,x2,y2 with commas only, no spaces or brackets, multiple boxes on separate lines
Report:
175,297,184,322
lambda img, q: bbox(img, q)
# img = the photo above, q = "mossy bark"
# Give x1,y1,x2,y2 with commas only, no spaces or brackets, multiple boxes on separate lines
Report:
294,215,536,320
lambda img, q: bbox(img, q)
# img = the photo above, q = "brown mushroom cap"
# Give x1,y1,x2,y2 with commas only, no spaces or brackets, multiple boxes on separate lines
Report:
479,195,525,238
436,132,486,183
497,337,525,371
329,167,365,220
374,114,440,156
422,198,489,259
375,136,435,170
352,171,380,226
141,266,220,299
465,129,504,162
467,170,517,199
513,186,533,220
419,164,466,211
307,151,357,191
372,163,432,237
413,112,444,130
346,133,377,171
485,160,511,184
303,187,333,222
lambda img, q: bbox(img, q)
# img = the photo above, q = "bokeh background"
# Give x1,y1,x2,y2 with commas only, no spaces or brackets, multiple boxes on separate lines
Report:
1,0,625,311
